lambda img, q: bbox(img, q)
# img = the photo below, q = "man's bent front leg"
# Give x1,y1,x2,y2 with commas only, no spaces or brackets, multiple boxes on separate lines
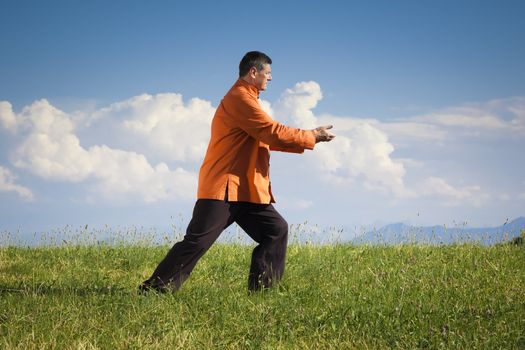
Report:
236,204,289,291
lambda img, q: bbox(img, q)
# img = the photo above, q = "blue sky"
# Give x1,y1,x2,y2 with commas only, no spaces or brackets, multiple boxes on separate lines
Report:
1,0,524,239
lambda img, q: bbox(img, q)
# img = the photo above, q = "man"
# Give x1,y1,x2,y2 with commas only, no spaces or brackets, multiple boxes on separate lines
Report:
140,51,335,293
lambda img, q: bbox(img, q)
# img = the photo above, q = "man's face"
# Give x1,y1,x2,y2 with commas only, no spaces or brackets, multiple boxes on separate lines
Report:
253,63,272,91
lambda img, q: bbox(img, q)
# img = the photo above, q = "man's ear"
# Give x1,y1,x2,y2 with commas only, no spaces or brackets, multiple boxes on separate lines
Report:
249,66,258,77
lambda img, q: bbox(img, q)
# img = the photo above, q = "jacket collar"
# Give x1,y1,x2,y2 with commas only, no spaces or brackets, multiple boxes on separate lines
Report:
236,78,260,98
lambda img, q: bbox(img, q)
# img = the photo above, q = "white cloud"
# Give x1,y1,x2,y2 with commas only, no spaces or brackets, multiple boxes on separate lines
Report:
10,99,197,202
395,158,425,169
488,96,525,128
2,91,265,204
498,194,510,201
375,121,447,143
319,97,525,147
90,93,215,162
413,177,490,207
327,123,408,196
278,196,314,210
274,81,322,129
409,97,525,136
14,100,92,181
273,81,409,197
0,166,34,200
269,81,498,205
0,101,20,133
415,177,475,200
4,84,519,209
415,109,507,129
259,99,274,116
85,146,196,202
309,114,449,153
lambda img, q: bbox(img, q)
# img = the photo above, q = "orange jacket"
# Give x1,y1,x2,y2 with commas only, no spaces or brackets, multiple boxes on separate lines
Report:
197,79,316,204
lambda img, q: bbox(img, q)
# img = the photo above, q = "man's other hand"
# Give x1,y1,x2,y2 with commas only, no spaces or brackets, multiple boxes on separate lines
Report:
312,125,336,143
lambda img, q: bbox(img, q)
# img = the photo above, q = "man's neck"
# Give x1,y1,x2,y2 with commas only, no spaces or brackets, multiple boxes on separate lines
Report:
240,76,255,86
239,77,261,97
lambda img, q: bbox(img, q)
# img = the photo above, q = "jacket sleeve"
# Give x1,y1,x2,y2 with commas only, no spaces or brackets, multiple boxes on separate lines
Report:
230,92,316,150
269,145,306,154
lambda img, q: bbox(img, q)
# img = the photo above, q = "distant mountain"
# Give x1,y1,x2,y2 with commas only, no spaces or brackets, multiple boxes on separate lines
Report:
353,217,525,245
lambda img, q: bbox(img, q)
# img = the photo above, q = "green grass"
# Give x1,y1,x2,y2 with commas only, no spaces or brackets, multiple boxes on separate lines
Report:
0,241,524,349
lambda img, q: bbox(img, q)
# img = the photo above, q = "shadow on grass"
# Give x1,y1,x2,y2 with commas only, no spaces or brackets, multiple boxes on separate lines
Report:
0,283,133,297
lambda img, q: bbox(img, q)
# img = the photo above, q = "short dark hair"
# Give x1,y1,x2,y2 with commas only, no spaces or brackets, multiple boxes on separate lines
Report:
239,51,272,77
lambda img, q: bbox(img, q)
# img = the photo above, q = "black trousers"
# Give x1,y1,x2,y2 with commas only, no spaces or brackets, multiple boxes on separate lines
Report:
141,198,289,292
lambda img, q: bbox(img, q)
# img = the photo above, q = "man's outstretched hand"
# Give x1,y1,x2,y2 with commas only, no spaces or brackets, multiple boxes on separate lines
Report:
312,125,336,143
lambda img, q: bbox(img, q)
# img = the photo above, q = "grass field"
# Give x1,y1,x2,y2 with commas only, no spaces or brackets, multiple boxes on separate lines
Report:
0,237,524,349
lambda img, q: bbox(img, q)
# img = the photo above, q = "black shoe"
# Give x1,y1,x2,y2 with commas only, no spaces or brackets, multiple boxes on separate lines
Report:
138,280,174,294
138,282,153,293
